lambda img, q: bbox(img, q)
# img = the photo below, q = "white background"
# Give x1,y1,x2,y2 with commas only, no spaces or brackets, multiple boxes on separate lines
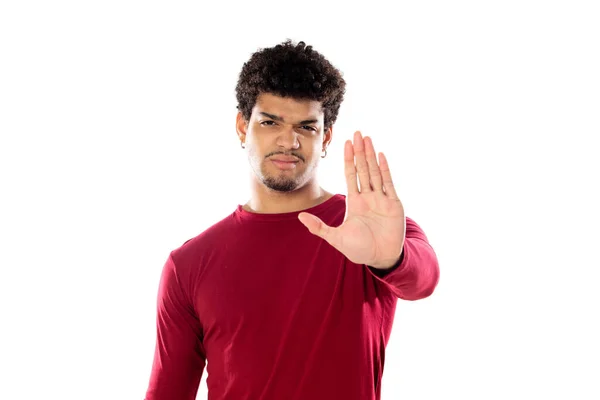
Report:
1,1,599,399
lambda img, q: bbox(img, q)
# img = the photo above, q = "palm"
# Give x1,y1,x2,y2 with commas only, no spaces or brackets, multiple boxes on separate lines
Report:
299,131,406,269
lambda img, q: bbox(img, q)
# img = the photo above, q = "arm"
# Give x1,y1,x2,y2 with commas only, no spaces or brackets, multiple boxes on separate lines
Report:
368,217,439,300
298,132,439,300
145,253,206,400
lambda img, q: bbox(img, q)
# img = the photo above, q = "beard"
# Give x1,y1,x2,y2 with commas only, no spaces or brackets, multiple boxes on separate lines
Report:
248,148,317,193
262,175,298,192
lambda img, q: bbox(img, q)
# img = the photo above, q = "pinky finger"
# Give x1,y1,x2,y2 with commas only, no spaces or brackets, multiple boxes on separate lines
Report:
378,152,399,200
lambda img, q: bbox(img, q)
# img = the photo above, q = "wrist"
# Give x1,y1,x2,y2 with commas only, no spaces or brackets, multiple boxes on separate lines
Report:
370,250,404,271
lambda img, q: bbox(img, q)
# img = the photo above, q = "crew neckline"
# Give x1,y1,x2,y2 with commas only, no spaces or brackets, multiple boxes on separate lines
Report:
234,193,345,222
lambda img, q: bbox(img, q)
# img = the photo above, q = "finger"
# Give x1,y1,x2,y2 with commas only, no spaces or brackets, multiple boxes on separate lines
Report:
364,136,383,192
298,212,341,248
353,131,372,192
378,152,399,200
344,140,359,195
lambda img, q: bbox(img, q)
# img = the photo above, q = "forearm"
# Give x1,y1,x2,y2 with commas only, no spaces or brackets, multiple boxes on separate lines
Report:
383,236,439,300
367,217,440,300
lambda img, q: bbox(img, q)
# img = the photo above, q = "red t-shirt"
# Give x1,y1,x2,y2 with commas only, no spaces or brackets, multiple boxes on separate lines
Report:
145,194,439,400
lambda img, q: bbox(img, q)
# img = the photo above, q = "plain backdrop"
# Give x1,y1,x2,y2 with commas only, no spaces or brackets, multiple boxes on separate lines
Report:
1,1,599,399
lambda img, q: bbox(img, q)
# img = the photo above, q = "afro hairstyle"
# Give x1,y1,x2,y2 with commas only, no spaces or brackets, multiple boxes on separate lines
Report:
235,39,346,130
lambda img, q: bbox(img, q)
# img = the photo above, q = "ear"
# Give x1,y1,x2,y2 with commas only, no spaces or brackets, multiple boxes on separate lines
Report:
236,112,248,143
322,126,333,151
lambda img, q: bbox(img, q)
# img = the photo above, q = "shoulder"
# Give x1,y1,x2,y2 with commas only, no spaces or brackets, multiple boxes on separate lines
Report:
316,193,347,228
168,211,238,277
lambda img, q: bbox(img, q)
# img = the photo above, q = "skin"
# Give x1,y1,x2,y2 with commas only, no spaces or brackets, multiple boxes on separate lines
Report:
236,92,406,270
236,92,334,214
298,132,406,270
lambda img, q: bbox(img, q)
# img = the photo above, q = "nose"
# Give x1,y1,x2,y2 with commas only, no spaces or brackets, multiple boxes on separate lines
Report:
276,126,300,150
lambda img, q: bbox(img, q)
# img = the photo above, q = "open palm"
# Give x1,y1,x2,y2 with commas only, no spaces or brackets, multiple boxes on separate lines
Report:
298,131,406,269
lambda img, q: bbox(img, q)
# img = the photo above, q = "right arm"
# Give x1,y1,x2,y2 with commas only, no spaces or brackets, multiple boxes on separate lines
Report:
145,253,206,400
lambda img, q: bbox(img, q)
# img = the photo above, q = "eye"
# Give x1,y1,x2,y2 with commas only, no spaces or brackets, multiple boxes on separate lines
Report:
301,126,317,131
260,120,276,126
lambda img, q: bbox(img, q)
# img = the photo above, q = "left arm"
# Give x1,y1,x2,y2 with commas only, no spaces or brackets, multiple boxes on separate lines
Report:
367,216,439,300
298,130,439,300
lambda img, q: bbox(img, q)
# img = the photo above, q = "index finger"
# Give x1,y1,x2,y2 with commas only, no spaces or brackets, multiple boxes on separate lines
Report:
344,139,359,195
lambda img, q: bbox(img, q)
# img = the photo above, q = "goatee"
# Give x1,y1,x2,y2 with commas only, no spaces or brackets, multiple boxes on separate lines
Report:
263,177,297,192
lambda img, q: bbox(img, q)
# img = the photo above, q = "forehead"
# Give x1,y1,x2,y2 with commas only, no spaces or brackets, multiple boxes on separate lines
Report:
252,92,323,120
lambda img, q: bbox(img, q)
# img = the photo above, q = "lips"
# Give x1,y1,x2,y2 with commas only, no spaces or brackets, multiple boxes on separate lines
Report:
270,157,299,170
270,157,300,163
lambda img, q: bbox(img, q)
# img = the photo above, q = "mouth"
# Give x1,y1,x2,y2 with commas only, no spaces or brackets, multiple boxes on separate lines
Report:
270,158,299,170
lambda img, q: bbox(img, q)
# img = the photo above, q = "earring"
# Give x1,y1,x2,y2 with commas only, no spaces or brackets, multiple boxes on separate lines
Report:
321,148,327,158
241,142,245,149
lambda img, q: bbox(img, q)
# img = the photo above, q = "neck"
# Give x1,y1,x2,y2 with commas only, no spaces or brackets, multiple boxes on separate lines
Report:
243,178,333,214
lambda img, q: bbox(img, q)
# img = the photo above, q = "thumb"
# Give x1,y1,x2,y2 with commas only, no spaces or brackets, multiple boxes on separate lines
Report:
298,212,334,242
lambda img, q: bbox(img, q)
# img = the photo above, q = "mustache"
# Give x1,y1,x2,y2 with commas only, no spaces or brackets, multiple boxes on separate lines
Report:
265,152,305,162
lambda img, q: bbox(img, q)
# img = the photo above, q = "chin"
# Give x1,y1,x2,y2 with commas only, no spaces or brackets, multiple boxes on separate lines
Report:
263,176,300,192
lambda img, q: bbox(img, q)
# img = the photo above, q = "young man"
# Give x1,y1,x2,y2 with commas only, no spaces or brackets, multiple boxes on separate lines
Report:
144,40,440,400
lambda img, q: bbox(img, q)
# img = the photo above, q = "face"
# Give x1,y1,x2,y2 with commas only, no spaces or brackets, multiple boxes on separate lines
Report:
236,93,332,192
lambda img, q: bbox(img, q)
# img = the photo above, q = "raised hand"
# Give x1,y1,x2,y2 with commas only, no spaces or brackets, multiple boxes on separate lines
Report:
298,131,406,269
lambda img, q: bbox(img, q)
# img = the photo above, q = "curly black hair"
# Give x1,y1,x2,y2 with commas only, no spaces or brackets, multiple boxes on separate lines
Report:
235,39,346,130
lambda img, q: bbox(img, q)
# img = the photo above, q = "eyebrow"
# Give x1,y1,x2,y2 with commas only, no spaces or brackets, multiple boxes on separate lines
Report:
259,112,318,125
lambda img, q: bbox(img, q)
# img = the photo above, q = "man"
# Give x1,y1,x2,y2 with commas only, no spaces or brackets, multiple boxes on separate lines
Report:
144,39,439,400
